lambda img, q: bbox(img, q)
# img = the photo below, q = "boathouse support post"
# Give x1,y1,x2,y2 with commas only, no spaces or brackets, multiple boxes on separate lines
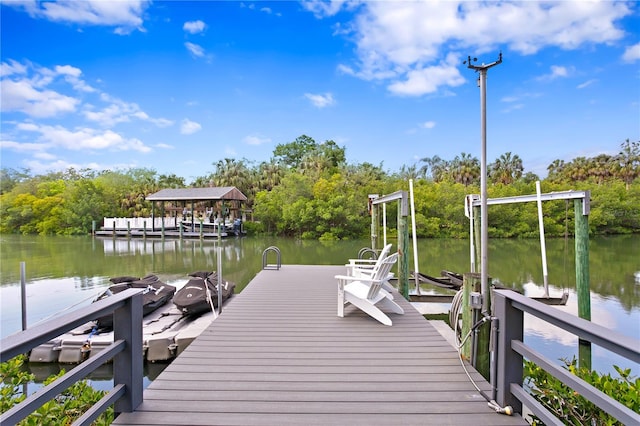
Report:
113,291,143,415
160,202,165,235
575,196,591,370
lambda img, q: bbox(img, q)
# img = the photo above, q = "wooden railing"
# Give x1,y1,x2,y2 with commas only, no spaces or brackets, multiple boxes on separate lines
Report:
493,289,640,425
103,217,177,230
1,289,143,425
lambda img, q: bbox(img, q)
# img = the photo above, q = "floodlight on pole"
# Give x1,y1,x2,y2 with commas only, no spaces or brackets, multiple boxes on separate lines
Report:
465,52,502,315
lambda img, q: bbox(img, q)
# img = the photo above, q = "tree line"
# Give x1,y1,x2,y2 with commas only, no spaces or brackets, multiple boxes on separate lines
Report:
1,136,638,239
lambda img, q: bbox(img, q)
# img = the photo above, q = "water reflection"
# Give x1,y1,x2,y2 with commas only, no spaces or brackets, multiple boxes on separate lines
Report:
1,234,638,377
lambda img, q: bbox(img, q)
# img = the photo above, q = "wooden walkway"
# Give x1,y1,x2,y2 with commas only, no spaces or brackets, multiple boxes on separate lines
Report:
113,265,526,425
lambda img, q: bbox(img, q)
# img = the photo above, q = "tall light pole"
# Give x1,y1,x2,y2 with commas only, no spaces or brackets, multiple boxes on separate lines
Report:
465,52,502,315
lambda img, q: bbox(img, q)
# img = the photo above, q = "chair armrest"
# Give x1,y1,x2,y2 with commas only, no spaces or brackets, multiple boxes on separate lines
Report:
334,275,385,285
346,259,377,266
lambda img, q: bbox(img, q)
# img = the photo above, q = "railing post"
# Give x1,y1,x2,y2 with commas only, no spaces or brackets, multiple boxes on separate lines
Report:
113,291,143,415
493,290,523,414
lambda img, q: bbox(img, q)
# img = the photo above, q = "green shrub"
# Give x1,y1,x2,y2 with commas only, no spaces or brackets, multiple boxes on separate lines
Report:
524,357,639,425
1,355,114,425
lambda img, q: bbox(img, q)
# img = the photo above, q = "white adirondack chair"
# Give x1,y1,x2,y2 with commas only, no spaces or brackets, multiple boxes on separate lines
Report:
345,244,395,294
345,244,392,277
336,252,404,326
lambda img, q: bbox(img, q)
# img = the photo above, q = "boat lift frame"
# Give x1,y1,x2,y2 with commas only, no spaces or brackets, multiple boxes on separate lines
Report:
370,190,410,298
465,188,590,301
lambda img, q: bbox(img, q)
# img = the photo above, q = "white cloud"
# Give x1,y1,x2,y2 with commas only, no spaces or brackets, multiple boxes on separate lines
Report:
1,60,28,77
304,92,336,108
54,65,81,77
9,122,152,153
185,42,205,58
388,54,465,96
84,95,173,128
0,140,47,153
0,61,101,117
420,121,436,129
181,119,202,135
316,1,632,95
243,134,271,145
301,0,354,18
55,64,96,92
622,42,640,63
183,20,206,34
9,0,150,34
577,79,598,89
501,103,524,114
1,79,79,117
536,65,572,82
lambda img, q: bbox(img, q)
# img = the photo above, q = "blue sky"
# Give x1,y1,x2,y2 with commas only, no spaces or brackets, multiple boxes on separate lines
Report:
1,1,639,183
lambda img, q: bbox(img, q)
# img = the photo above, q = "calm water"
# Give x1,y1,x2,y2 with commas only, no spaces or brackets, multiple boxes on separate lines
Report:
1,234,638,384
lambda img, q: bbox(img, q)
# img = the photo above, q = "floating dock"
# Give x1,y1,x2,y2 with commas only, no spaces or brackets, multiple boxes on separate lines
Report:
113,265,525,425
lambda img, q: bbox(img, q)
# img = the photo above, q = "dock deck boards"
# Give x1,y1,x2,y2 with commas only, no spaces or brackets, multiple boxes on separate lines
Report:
113,265,526,425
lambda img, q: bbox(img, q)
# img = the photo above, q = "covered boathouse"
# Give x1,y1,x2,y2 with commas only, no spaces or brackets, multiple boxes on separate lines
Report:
146,186,248,233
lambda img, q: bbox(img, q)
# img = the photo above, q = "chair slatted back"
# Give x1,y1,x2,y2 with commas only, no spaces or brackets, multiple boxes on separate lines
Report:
366,252,398,300
353,244,392,276
377,244,392,261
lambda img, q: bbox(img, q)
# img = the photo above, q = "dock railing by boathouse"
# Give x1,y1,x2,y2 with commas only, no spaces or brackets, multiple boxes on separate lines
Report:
0,288,143,425
493,289,640,425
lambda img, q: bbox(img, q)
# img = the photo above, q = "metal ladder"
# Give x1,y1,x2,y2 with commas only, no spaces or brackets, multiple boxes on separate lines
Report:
262,246,281,270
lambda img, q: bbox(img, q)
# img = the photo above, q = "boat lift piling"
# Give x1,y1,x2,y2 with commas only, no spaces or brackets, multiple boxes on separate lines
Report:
370,191,410,299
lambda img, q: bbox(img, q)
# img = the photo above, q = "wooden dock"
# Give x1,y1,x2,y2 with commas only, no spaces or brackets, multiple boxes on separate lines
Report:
113,265,526,425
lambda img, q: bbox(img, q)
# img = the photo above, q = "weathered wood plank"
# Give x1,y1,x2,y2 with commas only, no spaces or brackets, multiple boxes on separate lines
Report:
113,265,525,426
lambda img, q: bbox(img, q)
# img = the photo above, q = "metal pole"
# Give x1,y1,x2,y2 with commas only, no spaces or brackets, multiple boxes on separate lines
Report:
465,53,502,315
20,262,27,331
479,68,489,314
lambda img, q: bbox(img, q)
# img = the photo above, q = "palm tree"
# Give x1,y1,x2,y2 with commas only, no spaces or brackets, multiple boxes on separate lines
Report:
489,152,523,185
547,159,566,182
451,152,480,186
396,164,420,181
419,155,449,182
212,158,252,191
587,154,615,185
257,160,284,192
566,157,589,182
615,139,640,190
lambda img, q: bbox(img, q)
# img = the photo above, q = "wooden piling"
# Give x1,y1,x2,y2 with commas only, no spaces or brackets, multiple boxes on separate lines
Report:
371,199,377,251
398,200,409,299
575,197,591,369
